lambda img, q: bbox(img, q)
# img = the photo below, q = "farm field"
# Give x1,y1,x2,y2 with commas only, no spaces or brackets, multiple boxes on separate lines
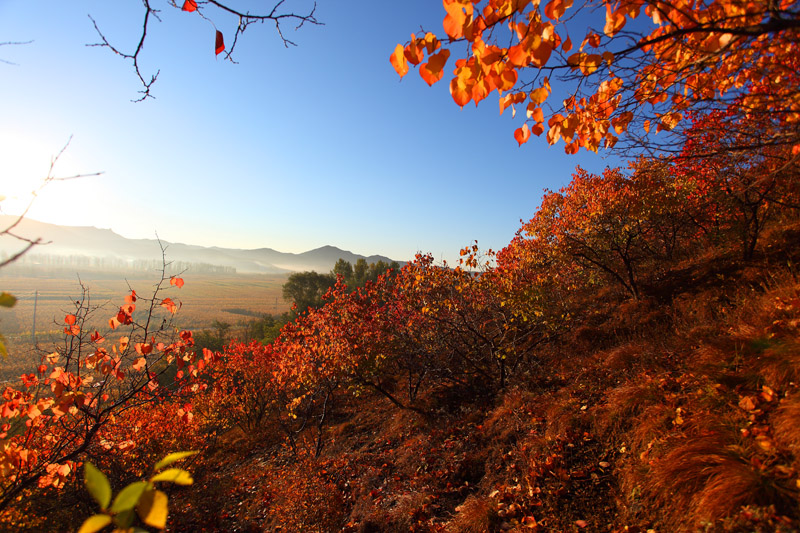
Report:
0,271,291,380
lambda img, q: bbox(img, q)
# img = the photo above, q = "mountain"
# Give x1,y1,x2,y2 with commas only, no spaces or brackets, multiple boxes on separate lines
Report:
0,216,401,274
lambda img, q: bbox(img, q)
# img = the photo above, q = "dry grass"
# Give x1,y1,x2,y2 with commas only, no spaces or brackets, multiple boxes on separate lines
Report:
0,273,290,379
446,495,494,533
642,431,775,530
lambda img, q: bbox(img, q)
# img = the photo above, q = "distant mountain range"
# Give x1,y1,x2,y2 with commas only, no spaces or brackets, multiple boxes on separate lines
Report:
0,216,400,274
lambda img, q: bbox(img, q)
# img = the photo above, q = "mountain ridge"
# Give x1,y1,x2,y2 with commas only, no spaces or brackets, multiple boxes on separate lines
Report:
0,216,401,274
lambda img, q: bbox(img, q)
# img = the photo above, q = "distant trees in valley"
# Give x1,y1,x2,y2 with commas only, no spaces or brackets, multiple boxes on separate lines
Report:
282,258,400,315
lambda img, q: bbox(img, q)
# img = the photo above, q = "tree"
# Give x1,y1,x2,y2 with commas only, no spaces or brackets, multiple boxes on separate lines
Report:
519,160,697,297
332,258,353,281
282,271,336,315
88,0,322,100
677,108,800,259
392,0,800,155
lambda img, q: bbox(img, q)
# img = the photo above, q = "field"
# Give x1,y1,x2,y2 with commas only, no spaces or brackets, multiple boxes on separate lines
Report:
0,271,291,380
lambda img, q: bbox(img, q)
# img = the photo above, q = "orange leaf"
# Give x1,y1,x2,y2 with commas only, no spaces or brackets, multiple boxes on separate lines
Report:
161,298,179,315
420,49,450,86
170,276,185,288
530,38,552,67
215,31,225,55
64,314,77,326
132,358,146,372
527,104,544,123
443,13,465,40
530,87,549,105
450,78,471,107
579,54,602,75
135,343,153,356
544,0,572,21
507,44,529,67
404,41,424,66
562,34,573,52
390,44,409,77
514,124,531,146
583,32,602,49
182,0,197,12
530,123,545,136
604,4,626,37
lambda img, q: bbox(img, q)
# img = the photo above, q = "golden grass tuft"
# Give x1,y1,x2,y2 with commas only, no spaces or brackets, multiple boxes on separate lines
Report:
643,431,778,529
773,395,800,454
445,495,494,533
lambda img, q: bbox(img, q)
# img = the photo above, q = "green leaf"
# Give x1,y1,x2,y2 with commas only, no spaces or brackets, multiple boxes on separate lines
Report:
153,450,198,472
110,481,148,513
0,292,16,308
84,462,112,509
113,508,135,529
137,488,168,529
77,514,112,533
0,335,7,359
150,468,193,485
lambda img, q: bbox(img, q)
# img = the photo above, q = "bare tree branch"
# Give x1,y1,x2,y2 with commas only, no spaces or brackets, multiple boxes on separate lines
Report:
89,1,323,99
0,40,34,66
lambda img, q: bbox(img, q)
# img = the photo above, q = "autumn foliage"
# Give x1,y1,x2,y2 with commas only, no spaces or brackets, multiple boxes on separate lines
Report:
0,270,207,524
2,0,800,529
392,0,800,154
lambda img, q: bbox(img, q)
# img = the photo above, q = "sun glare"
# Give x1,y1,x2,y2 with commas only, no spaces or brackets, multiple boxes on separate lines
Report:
0,132,103,227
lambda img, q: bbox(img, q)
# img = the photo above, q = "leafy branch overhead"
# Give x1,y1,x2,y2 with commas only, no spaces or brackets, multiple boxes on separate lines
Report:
391,0,800,155
88,0,322,101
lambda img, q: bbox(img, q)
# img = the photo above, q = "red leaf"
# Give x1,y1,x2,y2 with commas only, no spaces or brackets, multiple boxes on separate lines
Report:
182,0,197,12
64,314,76,326
215,31,225,55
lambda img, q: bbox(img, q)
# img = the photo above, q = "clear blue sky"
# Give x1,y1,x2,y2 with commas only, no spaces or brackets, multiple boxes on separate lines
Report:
0,1,619,264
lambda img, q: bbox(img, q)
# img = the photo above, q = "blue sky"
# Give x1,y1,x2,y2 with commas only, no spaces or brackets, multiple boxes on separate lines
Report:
0,1,619,264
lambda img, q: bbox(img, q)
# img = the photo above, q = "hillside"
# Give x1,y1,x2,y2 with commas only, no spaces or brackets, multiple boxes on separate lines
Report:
0,216,399,275
5,192,800,532
9,223,798,533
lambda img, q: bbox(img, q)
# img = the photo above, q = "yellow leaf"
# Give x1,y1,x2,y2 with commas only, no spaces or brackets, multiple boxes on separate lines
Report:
77,514,112,533
151,468,193,485
137,489,168,529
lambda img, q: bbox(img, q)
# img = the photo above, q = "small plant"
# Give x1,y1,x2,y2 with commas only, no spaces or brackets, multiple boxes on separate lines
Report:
78,451,197,533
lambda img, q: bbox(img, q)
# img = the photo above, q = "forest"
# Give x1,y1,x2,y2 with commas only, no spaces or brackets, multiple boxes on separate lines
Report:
1,0,799,531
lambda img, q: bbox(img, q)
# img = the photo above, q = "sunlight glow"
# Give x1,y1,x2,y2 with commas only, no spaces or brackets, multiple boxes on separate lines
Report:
0,132,105,227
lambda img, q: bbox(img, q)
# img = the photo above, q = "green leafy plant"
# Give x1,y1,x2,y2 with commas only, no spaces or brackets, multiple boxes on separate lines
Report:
0,291,16,358
78,451,198,533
